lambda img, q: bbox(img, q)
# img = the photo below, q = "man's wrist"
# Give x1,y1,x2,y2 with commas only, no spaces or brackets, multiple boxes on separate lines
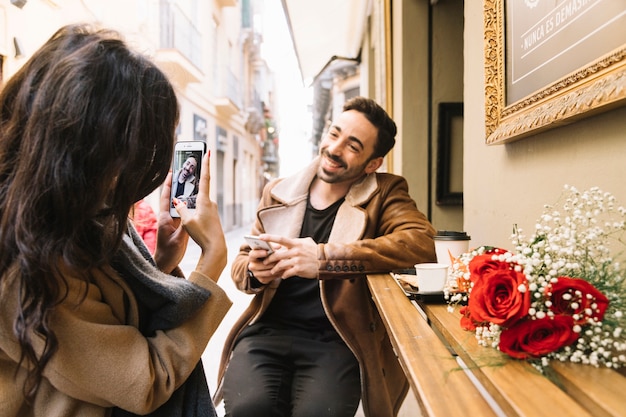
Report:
247,268,265,288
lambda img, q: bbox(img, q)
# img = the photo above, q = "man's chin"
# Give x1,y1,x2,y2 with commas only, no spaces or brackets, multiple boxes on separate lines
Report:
317,167,337,183
317,168,343,184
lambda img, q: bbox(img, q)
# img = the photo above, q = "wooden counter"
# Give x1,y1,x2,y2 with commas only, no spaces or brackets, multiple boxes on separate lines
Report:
367,273,626,417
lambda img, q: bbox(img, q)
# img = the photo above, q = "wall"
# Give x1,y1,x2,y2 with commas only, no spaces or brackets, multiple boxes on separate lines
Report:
464,2,626,250
392,0,430,215
390,0,465,233
429,0,464,233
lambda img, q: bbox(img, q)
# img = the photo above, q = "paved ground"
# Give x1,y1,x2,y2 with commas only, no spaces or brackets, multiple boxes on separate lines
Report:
180,224,417,417
178,223,254,417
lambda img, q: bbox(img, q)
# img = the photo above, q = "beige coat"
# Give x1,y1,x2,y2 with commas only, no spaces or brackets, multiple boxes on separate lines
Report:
216,158,436,417
0,260,231,417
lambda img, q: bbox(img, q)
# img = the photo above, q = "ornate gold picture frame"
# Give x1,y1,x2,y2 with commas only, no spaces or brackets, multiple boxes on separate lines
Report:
484,0,626,145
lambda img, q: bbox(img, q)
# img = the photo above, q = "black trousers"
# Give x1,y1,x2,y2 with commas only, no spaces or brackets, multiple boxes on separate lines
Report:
222,323,361,417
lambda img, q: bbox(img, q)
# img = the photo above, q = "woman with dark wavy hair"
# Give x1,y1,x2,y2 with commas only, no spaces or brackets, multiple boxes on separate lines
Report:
0,24,231,417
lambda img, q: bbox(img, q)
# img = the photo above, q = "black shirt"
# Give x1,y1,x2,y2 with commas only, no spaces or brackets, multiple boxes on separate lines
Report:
260,196,345,332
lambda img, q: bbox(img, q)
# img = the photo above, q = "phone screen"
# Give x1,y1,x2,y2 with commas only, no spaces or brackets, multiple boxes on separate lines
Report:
170,141,206,217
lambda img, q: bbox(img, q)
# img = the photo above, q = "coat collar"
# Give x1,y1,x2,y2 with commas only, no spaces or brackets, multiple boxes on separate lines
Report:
264,156,380,243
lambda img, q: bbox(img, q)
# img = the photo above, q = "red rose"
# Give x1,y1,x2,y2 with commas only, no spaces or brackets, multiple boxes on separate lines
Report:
459,306,477,331
547,277,609,324
467,258,530,327
468,248,511,283
499,315,580,359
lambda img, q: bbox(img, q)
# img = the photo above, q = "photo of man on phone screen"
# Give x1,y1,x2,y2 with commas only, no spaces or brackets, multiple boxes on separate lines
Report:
172,152,200,209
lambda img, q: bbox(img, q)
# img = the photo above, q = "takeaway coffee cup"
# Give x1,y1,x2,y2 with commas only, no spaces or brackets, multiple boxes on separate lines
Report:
434,231,471,266
414,263,449,293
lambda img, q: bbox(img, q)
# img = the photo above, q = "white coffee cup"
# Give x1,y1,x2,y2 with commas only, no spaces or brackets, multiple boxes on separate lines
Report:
414,263,449,293
434,231,471,266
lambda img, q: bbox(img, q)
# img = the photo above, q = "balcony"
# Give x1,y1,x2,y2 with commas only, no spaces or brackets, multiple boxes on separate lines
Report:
155,0,203,88
244,92,264,133
214,67,241,117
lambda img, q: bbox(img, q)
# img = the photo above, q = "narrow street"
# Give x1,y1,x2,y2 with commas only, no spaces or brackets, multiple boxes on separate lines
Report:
178,223,254,416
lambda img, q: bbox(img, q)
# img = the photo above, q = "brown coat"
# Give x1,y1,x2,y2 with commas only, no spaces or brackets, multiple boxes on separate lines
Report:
0,260,232,417
215,158,436,417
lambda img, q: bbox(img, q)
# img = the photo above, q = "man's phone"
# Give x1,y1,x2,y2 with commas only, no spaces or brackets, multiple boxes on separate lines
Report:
170,141,207,217
244,235,274,255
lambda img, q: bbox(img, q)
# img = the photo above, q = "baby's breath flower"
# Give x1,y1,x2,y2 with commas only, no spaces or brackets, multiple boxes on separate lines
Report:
446,187,626,372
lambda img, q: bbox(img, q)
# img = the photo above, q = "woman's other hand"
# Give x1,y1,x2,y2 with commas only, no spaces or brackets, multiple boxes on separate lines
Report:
173,152,227,281
154,172,189,273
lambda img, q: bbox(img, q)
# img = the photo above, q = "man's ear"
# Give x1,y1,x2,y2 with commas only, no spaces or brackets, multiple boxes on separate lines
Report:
364,157,384,174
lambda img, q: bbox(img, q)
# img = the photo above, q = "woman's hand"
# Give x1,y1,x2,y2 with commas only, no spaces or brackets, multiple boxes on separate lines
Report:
154,172,189,273
173,152,227,281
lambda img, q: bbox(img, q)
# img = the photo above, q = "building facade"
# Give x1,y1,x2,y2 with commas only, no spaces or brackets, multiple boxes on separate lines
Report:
0,0,280,232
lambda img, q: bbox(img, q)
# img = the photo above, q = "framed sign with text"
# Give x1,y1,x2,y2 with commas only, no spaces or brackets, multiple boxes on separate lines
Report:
484,0,626,144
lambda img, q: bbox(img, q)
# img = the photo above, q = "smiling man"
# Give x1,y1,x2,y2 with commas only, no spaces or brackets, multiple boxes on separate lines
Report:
172,154,199,208
216,96,437,417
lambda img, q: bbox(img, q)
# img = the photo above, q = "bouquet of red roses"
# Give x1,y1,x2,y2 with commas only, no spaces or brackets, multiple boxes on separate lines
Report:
446,186,626,371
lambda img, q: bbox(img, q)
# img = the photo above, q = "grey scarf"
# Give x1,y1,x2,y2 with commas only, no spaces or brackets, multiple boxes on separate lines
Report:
111,223,217,417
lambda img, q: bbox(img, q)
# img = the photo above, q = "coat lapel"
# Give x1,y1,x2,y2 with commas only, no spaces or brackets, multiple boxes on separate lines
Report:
259,157,379,243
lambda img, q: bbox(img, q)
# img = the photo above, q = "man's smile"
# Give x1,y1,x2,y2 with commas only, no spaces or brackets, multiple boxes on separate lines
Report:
321,153,346,172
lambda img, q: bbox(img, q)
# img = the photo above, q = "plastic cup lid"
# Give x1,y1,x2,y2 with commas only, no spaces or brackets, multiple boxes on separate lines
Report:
434,230,471,240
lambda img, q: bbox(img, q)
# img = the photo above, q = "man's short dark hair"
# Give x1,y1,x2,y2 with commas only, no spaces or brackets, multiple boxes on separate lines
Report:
342,97,397,158
185,153,199,165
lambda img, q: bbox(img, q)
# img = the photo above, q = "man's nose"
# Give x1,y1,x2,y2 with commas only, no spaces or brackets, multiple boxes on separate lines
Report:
327,139,344,155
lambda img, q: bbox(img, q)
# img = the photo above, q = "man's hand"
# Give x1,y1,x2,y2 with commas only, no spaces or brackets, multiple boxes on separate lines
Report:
249,234,319,280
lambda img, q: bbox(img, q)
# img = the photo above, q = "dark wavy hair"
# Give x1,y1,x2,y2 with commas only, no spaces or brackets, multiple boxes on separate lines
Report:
342,96,397,158
0,24,179,400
